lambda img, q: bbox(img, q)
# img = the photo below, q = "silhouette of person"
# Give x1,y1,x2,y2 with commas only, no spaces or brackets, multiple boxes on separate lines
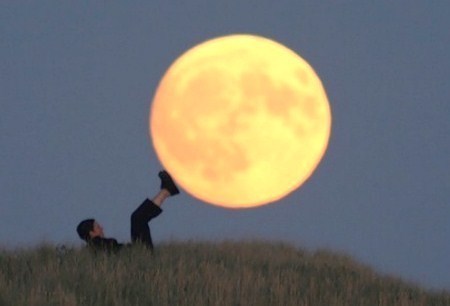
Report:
76,170,179,252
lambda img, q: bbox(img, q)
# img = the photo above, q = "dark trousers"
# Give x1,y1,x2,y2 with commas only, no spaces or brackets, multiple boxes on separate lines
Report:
130,198,162,249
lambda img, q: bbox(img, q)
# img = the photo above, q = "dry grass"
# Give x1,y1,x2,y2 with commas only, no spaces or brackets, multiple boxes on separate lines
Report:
0,241,449,306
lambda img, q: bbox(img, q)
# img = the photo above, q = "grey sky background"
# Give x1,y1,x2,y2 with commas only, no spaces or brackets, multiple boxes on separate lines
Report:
1,1,449,289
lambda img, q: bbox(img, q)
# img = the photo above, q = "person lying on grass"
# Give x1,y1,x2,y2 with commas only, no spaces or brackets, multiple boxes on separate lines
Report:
76,170,179,252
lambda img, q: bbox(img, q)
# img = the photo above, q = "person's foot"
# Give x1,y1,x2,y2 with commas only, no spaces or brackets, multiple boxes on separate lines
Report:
158,170,180,196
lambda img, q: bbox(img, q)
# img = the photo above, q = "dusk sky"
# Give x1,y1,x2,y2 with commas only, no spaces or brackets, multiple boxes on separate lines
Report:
1,1,449,289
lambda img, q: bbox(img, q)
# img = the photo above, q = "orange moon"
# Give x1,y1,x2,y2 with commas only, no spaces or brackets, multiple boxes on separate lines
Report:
150,34,331,208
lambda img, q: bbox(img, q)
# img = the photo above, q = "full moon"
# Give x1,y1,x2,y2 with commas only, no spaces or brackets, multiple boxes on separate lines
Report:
150,34,331,208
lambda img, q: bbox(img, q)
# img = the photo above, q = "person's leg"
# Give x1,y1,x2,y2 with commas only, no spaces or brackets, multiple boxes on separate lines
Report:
152,189,171,207
130,198,163,249
130,171,179,249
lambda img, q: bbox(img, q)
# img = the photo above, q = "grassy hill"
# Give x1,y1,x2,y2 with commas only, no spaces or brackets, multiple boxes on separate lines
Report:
0,241,449,305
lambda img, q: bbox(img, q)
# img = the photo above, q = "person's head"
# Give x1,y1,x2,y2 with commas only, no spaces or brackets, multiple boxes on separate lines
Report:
76,219,104,242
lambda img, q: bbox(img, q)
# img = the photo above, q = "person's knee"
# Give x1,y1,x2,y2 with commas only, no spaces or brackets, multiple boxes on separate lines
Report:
131,210,140,224
131,209,147,227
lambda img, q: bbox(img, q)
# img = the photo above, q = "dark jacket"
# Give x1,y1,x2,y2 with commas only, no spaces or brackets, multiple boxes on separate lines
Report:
88,236,124,253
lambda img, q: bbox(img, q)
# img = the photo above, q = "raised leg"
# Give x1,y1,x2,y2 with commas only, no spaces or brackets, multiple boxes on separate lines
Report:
130,198,162,249
130,171,179,249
